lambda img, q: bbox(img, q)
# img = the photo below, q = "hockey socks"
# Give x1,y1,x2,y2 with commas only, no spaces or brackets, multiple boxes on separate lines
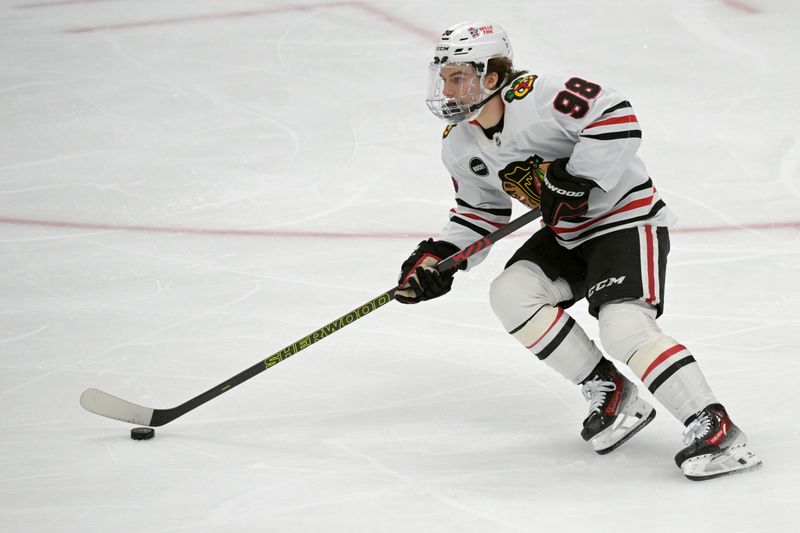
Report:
509,305,602,383
508,305,655,453
626,333,717,423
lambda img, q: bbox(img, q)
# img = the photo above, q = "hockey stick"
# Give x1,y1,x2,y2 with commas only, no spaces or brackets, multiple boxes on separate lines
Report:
80,208,541,427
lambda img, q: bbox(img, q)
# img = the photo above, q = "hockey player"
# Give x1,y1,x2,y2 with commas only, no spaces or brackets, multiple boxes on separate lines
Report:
395,21,762,480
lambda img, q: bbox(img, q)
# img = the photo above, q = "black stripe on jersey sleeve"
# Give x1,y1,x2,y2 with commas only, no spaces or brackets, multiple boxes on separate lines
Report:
581,130,642,141
614,178,653,205
601,101,632,116
455,198,513,216
648,356,697,394
450,215,491,237
555,200,666,243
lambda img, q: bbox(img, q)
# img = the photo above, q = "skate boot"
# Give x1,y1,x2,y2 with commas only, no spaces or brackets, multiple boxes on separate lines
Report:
580,360,656,454
675,403,762,481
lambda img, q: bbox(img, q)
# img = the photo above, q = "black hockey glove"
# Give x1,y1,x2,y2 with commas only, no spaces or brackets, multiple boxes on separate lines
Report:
395,238,462,304
540,158,596,226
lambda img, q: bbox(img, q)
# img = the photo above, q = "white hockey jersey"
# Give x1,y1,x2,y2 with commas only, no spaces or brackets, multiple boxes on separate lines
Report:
437,72,676,266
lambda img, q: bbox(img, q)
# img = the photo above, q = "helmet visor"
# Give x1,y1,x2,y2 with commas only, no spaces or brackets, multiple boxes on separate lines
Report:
426,62,484,124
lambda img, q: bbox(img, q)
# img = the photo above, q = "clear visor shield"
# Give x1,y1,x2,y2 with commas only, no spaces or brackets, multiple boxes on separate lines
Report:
426,62,487,124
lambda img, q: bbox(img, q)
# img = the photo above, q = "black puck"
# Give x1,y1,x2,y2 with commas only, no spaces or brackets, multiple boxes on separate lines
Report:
130,427,155,440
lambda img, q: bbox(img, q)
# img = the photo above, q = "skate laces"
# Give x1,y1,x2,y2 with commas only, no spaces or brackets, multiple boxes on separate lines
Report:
682,412,712,445
581,378,616,414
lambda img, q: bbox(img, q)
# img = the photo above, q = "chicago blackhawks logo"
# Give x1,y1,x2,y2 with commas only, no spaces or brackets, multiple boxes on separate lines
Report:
499,155,548,209
504,74,538,103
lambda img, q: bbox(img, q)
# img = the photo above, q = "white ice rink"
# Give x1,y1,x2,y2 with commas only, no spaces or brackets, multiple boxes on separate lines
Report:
2,0,799,531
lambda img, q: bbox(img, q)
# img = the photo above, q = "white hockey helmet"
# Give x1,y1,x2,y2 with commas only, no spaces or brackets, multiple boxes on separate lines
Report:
426,22,514,124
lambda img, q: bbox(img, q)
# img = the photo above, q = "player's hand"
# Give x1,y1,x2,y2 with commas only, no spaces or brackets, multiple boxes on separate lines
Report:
540,158,596,225
395,239,461,304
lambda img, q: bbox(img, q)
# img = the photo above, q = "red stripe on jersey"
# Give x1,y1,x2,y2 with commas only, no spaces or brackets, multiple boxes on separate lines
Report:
645,226,656,303
448,209,506,229
525,307,564,349
550,192,654,235
641,344,687,381
584,115,639,130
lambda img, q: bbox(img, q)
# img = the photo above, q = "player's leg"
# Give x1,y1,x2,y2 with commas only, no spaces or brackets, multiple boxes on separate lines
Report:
489,228,654,454
589,226,762,480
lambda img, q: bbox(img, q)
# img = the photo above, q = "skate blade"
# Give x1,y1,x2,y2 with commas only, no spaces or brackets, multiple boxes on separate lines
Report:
594,402,656,455
683,446,763,481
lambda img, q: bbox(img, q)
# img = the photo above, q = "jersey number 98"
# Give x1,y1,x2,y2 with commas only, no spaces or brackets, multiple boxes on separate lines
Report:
553,77,601,119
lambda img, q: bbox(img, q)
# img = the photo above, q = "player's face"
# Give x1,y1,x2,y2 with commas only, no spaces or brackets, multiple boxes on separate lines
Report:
439,64,482,105
426,62,487,123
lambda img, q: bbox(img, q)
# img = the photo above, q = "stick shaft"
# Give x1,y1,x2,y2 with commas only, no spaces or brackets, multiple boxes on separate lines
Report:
152,289,397,425
436,208,540,272
81,209,540,426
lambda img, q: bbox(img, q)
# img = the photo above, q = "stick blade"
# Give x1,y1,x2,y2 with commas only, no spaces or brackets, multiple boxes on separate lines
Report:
80,388,155,426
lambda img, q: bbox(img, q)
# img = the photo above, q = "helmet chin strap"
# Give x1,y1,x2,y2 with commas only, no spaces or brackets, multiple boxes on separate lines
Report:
464,74,509,119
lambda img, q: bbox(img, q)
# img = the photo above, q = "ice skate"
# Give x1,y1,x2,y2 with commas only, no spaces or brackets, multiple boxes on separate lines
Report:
580,361,656,454
675,404,762,481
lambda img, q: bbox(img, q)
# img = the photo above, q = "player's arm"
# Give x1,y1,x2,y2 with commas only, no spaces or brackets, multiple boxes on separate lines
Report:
437,176,513,268
539,76,643,224
395,169,512,305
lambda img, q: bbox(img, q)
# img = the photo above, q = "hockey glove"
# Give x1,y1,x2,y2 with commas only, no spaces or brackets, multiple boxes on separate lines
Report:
540,158,596,226
395,238,462,304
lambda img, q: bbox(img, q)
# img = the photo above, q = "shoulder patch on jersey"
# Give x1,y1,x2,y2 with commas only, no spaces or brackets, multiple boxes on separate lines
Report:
442,124,456,138
504,74,538,103
469,157,489,176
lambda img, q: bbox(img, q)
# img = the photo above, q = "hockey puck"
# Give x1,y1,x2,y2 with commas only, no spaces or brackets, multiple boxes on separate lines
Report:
130,427,155,440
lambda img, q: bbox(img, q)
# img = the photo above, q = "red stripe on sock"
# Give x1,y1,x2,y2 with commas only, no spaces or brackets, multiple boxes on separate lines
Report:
525,308,564,349
641,344,687,381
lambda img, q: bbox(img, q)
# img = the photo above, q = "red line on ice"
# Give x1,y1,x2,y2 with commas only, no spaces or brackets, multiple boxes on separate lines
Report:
1,217,799,240
721,0,762,14
65,2,345,33
0,217,430,240
63,1,437,40
17,0,115,8
349,2,438,41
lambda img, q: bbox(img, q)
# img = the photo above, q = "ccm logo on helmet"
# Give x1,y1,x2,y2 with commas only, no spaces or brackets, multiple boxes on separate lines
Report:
543,176,586,197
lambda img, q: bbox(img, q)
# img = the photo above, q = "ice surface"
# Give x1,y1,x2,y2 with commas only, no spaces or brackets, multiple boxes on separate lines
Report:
1,0,798,531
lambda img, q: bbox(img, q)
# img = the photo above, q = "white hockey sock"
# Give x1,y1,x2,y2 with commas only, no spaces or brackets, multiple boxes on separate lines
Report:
627,333,718,423
509,305,603,384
